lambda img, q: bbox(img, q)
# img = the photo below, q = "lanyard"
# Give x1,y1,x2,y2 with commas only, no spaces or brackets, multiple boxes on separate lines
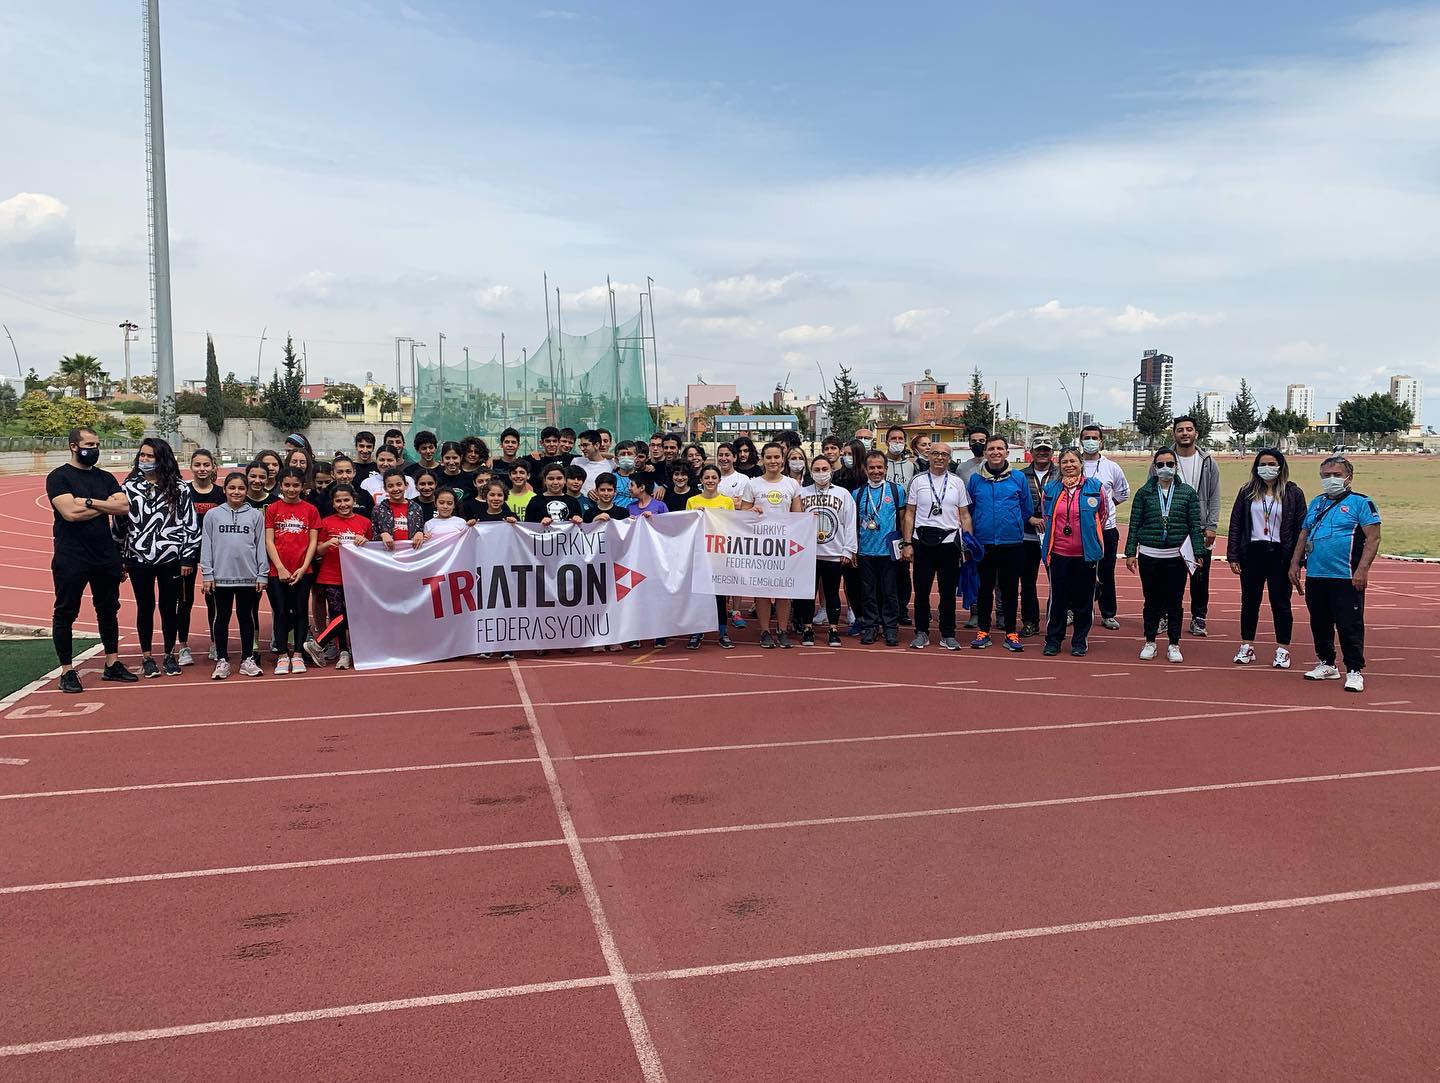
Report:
864,484,887,525
1260,494,1278,538
1060,483,1080,533
927,471,949,511
1157,483,1174,541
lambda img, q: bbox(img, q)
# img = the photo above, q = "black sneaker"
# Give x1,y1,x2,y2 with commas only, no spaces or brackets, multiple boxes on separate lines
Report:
500,651,515,660
58,670,84,694
801,629,816,646
759,631,776,649
1189,617,1208,638
162,654,182,677
626,640,642,649
654,638,668,648
777,631,794,649
827,628,842,647
102,661,139,683
860,629,877,644
718,635,735,649
687,634,702,650
963,614,979,629
897,611,913,627
884,632,900,647
1019,622,1038,638
142,657,160,679
1070,644,1088,657
1042,644,1061,656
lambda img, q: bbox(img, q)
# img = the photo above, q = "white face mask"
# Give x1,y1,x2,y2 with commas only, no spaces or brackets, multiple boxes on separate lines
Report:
1081,439,1101,454
1321,475,1348,496
841,454,853,468
888,441,905,454
1256,465,1280,481
811,470,831,485
788,460,805,475
1155,466,1176,480
618,456,636,471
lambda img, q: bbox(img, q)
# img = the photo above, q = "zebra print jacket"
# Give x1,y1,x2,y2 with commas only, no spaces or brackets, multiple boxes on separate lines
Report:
113,477,202,568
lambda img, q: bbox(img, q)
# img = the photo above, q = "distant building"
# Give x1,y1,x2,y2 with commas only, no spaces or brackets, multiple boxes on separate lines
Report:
1390,374,1423,429
903,370,976,425
1066,410,1094,431
1285,384,1315,423
685,382,738,433
711,414,799,440
1131,350,1174,421
1202,392,1226,425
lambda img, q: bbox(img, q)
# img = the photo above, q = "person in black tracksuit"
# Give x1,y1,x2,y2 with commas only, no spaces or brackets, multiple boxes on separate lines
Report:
1225,448,1307,669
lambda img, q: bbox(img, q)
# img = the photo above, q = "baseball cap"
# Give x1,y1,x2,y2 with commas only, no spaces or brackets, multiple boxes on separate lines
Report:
1031,434,1055,450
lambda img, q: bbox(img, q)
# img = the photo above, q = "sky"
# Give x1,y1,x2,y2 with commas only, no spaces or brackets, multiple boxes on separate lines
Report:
1,0,1438,427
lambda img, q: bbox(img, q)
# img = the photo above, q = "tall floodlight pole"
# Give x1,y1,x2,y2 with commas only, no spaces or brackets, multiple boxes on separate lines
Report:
555,287,567,413
543,274,557,424
1079,371,1089,426
408,340,425,425
608,276,621,434
521,348,529,433
118,321,139,389
2,324,21,378
499,333,507,428
646,276,661,429
437,331,446,437
143,0,175,438
463,345,471,424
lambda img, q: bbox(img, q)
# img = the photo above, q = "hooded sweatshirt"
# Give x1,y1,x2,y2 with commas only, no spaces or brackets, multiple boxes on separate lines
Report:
200,503,267,588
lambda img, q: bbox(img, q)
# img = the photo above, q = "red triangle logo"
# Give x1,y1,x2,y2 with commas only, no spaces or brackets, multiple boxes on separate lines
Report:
788,540,805,556
613,562,647,601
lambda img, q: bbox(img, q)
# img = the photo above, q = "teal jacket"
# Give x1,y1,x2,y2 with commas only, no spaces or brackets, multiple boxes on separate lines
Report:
1124,478,1206,557
1040,477,1107,564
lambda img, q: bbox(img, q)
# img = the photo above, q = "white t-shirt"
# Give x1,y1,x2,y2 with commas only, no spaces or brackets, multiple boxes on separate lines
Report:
426,516,470,539
361,473,418,501
907,469,971,533
742,475,802,516
573,456,615,491
1175,451,1203,491
717,470,749,503
1250,495,1281,543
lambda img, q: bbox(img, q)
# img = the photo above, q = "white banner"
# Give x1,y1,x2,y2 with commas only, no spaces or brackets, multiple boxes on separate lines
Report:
339,514,719,669
689,509,817,600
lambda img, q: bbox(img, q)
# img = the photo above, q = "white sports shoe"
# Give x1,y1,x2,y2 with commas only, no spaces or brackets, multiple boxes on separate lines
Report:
1273,647,1291,670
290,656,307,674
210,660,230,680
1167,644,1183,663
1233,644,1256,665
1344,671,1364,693
1139,642,1158,660
207,644,218,661
274,656,291,675
238,657,263,677
336,651,353,670
1305,663,1341,681
177,645,194,666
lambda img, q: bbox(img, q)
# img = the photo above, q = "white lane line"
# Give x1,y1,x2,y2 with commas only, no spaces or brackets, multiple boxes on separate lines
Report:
1374,700,1412,706
0,757,28,766
0,642,107,711
7,756,1431,897
0,683,902,741
632,879,1440,985
0,974,617,1058
0,839,567,895
1096,672,1130,677
508,661,667,1083
1013,676,1056,683
8,877,1435,1056
0,756,541,801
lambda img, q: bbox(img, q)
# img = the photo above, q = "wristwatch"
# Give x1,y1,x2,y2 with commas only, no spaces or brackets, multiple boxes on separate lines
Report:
84,498,94,509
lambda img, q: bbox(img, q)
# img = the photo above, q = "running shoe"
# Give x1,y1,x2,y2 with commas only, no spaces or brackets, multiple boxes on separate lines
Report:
1069,644,1088,657
207,645,217,662
759,631,776,649
1233,644,1256,665
1344,671,1364,693
238,657,263,677
1167,644,1184,663
1273,647,1291,670
500,651,515,660
162,654,181,676
290,656,307,673
776,631,794,649
730,611,747,629
687,634,702,650
940,637,962,651
142,657,160,679
801,629,816,646
1189,617,1208,638
861,628,877,644
1139,642,1158,660
337,651,353,670
827,628,842,647
847,622,863,637
177,646,194,666
274,656,291,675
970,632,991,649
654,638,668,648
718,635,735,649
1101,617,1121,631
1003,633,1024,653
1304,663,1340,681
303,636,326,668
910,632,928,650
102,661,139,683
884,632,899,647
963,614,979,629
1019,622,1038,638
1042,644,1061,656
211,660,230,680
58,670,83,694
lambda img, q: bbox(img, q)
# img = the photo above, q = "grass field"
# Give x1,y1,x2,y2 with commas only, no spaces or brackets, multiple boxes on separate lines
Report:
0,636,96,698
1113,453,1439,558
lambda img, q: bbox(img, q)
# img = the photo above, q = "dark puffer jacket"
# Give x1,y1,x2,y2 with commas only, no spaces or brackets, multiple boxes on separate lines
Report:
1124,478,1206,556
1225,481,1307,562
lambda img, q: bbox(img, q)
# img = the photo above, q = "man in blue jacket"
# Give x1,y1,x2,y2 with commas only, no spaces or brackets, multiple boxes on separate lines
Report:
966,436,1033,651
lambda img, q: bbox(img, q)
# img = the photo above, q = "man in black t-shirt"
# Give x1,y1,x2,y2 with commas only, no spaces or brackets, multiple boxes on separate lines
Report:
46,427,139,691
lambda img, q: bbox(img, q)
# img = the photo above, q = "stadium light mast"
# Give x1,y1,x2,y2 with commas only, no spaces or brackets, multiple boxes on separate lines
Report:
143,0,175,437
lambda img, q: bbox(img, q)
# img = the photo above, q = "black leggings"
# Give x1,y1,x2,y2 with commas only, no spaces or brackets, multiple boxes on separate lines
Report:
52,563,122,665
715,595,728,635
128,560,183,657
1138,553,1188,644
1238,541,1293,645
177,568,215,645
211,586,258,662
797,561,845,628
976,542,1023,635
266,575,313,655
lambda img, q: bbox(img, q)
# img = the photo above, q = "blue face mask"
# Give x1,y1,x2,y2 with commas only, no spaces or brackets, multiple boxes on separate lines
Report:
1155,466,1176,480
1321,475,1348,496
138,460,157,474
618,456,636,471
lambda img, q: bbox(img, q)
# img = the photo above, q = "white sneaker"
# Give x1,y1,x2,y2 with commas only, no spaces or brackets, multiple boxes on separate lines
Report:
274,656,291,675
207,644,218,662
1273,647,1291,670
337,651,352,670
1304,663,1341,681
210,660,230,680
1344,671,1364,693
177,645,194,666
1233,644,1256,665
290,656,307,674
238,657,263,677
1167,644,1184,663
1139,642,1158,660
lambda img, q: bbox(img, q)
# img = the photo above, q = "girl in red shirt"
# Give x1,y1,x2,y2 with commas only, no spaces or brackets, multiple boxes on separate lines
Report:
312,483,371,670
264,467,320,674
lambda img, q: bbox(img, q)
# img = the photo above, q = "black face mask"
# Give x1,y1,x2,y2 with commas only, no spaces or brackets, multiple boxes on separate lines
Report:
75,446,100,467
969,443,986,457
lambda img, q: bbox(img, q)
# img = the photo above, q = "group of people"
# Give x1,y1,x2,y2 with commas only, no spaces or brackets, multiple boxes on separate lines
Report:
46,416,1382,693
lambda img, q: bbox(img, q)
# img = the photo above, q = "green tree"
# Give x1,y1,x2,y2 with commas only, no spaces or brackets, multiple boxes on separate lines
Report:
0,381,17,422
57,396,99,431
59,353,105,399
727,396,744,415
262,334,311,432
18,390,66,436
820,365,868,440
960,368,994,433
203,334,224,435
1261,406,1309,448
1335,392,1412,448
23,368,45,393
129,374,158,398
876,406,907,429
323,382,365,414
123,415,146,440
1134,386,1172,448
1225,379,1261,452
1184,392,1214,443
1051,422,1075,448
174,390,209,414
367,385,400,421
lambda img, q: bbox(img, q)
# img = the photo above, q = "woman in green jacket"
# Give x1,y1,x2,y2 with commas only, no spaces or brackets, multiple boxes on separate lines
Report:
1124,446,1206,662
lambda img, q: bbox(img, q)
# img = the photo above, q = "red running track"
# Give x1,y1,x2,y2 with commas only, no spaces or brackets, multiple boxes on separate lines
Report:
3,472,1440,1079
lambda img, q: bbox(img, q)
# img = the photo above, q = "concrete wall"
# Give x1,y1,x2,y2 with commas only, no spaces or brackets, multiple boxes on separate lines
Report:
173,416,396,462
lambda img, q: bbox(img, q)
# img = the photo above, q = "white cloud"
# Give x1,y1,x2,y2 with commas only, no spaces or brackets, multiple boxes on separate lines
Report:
776,323,834,344
974,299,1223,339
285,269,342,305
473,284,515,311
0,192,75,261
891,307,951,338
678,315,764,338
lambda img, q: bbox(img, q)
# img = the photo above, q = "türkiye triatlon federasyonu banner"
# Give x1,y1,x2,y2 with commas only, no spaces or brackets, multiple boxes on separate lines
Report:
339,509,817,668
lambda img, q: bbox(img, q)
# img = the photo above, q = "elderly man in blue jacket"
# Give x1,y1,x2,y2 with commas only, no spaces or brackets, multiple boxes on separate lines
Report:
966,435,1034,651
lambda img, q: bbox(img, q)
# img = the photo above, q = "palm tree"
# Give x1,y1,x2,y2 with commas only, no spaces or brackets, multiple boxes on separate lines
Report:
367,385,399,421
59,354,106,399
